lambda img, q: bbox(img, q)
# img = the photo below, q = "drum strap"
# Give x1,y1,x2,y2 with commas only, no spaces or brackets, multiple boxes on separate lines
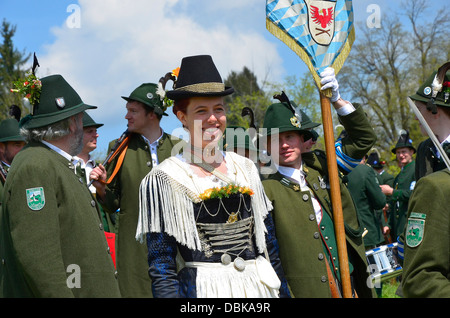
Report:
105,141,129,184
325,257,342,298
96,136,130,185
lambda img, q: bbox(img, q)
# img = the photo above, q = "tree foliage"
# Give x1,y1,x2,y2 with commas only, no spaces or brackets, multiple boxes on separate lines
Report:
224,66,271,128
0,19,31,120
337,0,449,165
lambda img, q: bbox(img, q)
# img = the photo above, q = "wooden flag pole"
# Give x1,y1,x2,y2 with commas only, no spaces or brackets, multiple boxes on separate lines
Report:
319,92,352,298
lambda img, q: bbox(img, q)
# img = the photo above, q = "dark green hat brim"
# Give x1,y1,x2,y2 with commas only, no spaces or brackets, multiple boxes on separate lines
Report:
121,82,168,116
391,144,416,154
0,119,25,142
409,92,430,105
21,103,96,129
84,123,104,128
409,68,450,108
264,125,319,138
263,102,321,138
0,135,25,142
121,96,168,116
82,111,103,128
19,74,98,129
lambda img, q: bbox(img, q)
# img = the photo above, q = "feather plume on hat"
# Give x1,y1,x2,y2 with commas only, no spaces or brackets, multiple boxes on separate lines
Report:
157,72,177,110
428,62,450,113
273,91,302,127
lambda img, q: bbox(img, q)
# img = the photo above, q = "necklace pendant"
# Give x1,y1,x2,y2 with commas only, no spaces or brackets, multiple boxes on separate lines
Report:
234,257,245,271
221,253,231,265
227,212,239,224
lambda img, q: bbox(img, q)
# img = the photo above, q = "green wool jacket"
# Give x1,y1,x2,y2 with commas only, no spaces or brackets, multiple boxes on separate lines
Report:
402,170,450,297
100,132,182,298
346,164,386,247
0,161,9,206
378,170,394,187
262,105,376,298
0,142,120,297
388,161,416,240
415,138,450,181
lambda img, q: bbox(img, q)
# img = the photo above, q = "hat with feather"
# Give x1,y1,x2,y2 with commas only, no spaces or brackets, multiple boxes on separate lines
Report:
19,74,96,129
409,61,450,113
392,130,416,154
166,55,234,100
262,91,321,139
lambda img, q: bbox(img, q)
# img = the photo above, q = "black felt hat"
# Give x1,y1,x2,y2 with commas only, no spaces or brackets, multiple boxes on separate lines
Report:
367,152,383,169
392,130,416,154
166,55,234,100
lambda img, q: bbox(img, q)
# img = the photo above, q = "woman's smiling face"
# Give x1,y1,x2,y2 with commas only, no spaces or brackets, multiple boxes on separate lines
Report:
177,96,227,149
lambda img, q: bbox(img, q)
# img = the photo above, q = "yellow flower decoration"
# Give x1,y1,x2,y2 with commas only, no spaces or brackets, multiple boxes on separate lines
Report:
172,67,180,79
199,183,254,201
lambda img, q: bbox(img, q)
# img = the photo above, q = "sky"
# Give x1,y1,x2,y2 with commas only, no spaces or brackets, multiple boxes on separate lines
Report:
0,0,446,157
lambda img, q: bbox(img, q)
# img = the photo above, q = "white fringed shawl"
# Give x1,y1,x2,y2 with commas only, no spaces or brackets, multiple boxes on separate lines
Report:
136,152,272,254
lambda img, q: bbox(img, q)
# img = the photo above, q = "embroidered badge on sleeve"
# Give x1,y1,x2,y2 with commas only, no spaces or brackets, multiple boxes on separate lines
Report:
26,187,46,211
405,212,426,248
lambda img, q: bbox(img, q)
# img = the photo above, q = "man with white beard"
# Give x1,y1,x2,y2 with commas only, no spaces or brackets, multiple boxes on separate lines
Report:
0,74,120,297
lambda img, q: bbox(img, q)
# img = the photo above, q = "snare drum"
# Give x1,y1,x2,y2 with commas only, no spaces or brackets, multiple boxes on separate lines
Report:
366,242,402,282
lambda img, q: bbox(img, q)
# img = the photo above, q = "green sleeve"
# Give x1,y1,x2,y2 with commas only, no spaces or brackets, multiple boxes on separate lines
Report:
402,172,450,297
338,105,377,160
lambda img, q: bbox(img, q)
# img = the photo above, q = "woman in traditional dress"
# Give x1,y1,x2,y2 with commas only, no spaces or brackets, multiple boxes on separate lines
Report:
136,55,289,298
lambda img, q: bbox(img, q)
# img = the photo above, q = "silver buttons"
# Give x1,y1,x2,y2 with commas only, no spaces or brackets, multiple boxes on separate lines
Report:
221,253,231,265
234,257,245,271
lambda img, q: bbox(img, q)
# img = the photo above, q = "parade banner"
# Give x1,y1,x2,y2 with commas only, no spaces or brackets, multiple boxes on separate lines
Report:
266,0,355,297
266,0,355,90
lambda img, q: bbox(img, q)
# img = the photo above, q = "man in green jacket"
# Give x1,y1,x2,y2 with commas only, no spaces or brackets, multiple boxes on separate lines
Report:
367,152,394,187
91,82,182,297
380,131,416,241
0,117,26,203
401,62,450,297
261,68,376,298
366,151,393,243
346,157,387,250
0,74,120,297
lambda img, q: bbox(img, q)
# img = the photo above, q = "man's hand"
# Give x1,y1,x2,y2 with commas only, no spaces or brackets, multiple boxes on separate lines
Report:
90,164,107,200
380,184,394,196
320,67,340,103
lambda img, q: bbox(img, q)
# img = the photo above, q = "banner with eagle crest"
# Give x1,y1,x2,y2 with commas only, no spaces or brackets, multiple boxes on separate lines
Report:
266,0,354,88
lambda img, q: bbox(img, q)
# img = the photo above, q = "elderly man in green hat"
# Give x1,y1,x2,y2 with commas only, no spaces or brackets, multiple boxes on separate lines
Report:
0,117,26,200
401,62,450,297
380,130,416,241
0,74,120,297
90,82,182,298
261,68,377,298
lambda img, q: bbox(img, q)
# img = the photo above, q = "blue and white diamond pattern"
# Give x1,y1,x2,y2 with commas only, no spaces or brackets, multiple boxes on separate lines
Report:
266,0,353,75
